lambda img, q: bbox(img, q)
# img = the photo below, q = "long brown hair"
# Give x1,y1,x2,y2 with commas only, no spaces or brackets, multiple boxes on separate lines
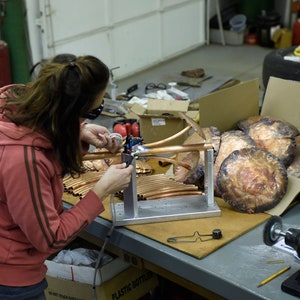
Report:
3,55,109,176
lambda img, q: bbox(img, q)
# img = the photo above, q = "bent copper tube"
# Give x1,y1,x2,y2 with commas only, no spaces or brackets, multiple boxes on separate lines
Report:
146,191,204,200
178,112,206,140
149,156,192,170
143,125,192,148
82,143,212,161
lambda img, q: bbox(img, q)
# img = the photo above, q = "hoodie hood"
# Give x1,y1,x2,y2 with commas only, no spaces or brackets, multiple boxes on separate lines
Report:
0,85,53,150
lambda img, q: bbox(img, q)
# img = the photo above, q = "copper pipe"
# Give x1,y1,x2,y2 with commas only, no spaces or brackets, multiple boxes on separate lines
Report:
146,190,204,200
83,141,213,161
83,151,121,161
143,187,199,198
178,112,206,140
138,183,198,194
73,185,93,196
72,179,98,190
158,154,176,167
143,125,192,148
138,143,213,156
63,175,76,185
148,156,192,170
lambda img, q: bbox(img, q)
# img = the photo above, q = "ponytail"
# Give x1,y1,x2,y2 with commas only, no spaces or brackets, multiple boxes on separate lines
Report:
3,55,109,176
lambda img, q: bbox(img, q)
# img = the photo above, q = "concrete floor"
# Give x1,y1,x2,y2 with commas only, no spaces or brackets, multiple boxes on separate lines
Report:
93,43,273,130
117,44,272,93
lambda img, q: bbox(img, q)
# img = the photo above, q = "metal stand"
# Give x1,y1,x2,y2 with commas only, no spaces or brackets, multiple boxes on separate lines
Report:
206,0,226,46
111,151,221,226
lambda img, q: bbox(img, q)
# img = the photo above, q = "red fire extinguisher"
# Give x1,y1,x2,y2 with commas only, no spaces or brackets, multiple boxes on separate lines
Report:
293,19,300,45
0,40,11,87
0,0,11,88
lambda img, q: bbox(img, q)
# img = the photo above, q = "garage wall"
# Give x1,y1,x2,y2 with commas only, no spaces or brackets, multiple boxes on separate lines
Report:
25,0,205,79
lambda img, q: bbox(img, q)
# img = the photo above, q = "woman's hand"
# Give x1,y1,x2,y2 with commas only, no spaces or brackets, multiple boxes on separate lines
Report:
92,163,134,199
80,123,123,153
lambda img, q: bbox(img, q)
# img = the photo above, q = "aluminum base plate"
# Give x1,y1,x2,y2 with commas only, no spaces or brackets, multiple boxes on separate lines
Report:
112,195,221,226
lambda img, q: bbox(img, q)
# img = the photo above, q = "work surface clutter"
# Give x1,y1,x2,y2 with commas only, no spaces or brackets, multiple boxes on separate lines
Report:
45,68,300,300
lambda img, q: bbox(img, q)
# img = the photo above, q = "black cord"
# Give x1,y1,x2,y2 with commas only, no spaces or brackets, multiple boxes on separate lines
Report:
92,194,116,300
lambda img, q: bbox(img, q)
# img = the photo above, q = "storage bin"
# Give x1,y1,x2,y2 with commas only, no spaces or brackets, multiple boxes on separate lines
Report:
210,28,245,46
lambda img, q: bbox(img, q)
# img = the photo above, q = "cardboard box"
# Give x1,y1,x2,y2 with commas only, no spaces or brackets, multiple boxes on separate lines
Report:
196,78,259,132
272,28,292,49
128,99,193,146
45,260,158,300
196,76,300,133
261,77,300,130
45,257,130,285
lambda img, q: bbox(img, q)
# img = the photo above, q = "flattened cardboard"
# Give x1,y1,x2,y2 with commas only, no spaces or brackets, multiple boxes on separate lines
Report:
196,78,259,132
266,176,300,215
131,99,189,118
261,76,300,130
262,77,300,215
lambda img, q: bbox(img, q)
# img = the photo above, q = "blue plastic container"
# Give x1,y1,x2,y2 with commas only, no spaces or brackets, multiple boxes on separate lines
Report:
229,14,247,31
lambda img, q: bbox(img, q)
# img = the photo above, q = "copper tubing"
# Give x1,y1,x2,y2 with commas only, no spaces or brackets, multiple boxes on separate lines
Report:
143,187,199,198
143,125,192,148
138,143,213,156
136,174,197,194
83,151,121,161
158,154,176,167
73,185,93,196
71,179,98,190
63,171,102,191
149,156,192,170
84,143,213,161
146,190,204,200
178,112,206,140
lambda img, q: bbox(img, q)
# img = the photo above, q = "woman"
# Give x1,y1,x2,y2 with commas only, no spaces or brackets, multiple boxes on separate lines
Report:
0,55,134,299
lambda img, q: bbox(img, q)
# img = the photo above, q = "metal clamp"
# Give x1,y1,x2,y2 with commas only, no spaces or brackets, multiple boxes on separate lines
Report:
167,229,222,243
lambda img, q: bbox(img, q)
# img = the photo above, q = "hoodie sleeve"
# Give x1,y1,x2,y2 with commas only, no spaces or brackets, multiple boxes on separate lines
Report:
2,144,104,253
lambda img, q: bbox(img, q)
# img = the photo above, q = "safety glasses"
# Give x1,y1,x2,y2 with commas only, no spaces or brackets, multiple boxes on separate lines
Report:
81,101,104,120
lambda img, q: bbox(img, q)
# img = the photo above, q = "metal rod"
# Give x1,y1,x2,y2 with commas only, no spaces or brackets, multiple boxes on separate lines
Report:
137,144,213,156
82,143,213,161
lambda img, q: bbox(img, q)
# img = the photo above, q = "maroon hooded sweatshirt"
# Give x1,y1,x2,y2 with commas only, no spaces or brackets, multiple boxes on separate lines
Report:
0,86,104,286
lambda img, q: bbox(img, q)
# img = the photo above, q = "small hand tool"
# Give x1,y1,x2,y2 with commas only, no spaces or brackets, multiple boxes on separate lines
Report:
198,75,213,84
177,82,202,88
167,229,222,243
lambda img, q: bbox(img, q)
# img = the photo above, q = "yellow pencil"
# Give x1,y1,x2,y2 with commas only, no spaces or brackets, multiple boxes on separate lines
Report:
257,265,291,287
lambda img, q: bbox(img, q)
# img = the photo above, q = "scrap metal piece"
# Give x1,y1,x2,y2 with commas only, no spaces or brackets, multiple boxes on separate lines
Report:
167,229,222,243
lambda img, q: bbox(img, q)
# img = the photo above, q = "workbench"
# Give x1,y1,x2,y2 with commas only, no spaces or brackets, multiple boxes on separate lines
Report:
76,78,298,299
62,197,300,300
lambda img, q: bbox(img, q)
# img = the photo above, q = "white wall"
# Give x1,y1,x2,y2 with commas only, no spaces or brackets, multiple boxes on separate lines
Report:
25,0,206,79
